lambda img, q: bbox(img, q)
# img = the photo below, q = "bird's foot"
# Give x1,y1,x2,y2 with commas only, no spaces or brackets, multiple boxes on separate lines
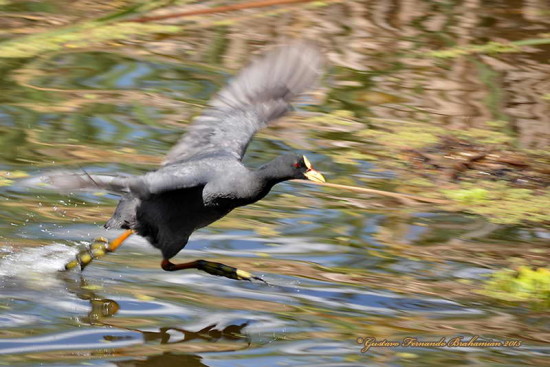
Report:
196,260,266,283
63,230,134,271
63,237,111,271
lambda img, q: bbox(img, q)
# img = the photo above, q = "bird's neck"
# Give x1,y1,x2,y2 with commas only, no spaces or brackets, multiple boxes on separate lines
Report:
254,165,290,191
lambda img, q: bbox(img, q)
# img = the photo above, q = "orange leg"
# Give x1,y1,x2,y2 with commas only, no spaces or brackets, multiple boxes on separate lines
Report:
106,230,134,252
161,258,266,283
64,230,134,271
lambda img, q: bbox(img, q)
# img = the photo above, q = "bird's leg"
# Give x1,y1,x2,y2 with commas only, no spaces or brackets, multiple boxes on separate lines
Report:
161,259,266,283
64,230,134,271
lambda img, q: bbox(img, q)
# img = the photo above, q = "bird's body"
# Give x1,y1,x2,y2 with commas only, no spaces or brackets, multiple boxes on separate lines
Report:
110,158,276,259
51,41,326,279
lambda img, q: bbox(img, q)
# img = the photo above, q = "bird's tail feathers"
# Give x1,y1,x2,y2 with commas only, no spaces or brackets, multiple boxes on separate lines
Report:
212,40,324,123
43,171,131,194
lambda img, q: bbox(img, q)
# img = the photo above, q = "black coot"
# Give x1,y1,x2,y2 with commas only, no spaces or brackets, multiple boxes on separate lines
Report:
51,41,325,281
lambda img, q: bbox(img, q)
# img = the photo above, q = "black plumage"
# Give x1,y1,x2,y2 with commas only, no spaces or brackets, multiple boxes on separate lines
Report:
49,41,326,278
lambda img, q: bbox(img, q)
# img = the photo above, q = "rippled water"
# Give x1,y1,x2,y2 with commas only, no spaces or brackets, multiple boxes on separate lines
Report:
0,1,549,366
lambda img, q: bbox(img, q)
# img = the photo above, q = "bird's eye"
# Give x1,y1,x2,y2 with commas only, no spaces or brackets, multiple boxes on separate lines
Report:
293,162,302,168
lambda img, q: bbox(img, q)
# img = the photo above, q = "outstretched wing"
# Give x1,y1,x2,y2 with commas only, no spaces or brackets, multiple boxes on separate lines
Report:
44,167,211,199
163,41,324,165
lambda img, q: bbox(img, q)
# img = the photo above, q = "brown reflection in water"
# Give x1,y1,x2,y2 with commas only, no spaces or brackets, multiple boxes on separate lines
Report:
115,352,209,367
1,1,548,364
58,273,249,366
148,0,548,148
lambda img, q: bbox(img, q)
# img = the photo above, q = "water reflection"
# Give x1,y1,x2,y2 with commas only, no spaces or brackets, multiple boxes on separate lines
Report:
62,273,250,345
115,353,210,367
0,272,249,367
66,273,249,367
0,327,142,355
0,0,549,366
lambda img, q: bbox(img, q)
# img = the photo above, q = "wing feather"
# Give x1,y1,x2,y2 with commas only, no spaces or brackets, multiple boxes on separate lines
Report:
44,42,324,200
163,41,324,165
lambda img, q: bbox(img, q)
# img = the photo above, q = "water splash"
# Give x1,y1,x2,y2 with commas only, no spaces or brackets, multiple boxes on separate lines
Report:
0,242,77,282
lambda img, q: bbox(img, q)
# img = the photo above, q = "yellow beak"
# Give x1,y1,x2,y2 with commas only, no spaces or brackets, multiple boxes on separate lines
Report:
304,169,326,183
302,155,326,183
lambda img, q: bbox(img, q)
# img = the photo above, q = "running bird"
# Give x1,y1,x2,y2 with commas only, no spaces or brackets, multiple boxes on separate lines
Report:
48,41,325,282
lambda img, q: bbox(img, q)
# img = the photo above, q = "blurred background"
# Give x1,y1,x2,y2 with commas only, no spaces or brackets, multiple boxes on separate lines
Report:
0,0,548,366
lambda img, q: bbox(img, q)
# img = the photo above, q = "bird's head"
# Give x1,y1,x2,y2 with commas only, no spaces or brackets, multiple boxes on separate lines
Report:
264,154,326,183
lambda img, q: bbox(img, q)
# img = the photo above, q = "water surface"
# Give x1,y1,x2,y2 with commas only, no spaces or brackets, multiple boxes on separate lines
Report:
0,1,548,366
